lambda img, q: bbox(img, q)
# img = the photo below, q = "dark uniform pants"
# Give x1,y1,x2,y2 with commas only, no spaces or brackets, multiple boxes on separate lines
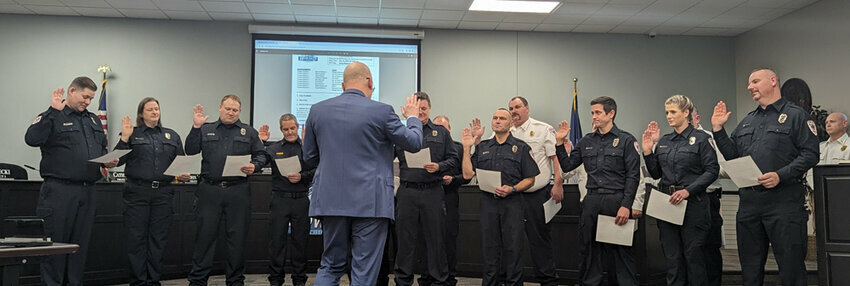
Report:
417,187,461,286
188,181,251,286
267,192,310,286
580,191,637,286
737,184,808,286
394,183,449,286
520,185,559,286
36,180,97,286
704,190,723,286
480,192,524,286
124,182,175,286
657,192,710,286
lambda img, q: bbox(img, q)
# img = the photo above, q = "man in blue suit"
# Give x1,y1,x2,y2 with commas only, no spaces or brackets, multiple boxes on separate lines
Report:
302,61,424,285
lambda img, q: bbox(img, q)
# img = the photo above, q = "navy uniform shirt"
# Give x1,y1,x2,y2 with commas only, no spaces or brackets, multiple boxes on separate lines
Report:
396,120,458,183
442,140,471,190
471,134,540,188
644,125,719,196
713,97,819,186
264,138,316,193
556,125,641,209
185,119,269,182
25,106,108,182
115,124,184,182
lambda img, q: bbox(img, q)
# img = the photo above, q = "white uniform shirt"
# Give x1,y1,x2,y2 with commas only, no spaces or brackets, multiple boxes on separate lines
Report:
510,117,556,193
820,133,850,164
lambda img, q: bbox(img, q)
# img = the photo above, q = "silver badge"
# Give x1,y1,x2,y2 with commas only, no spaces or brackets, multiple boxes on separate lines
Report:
432,130,438,137
240,128,246,136
778,114,787,124
613,138,620,147
512,145,518,153
90,116,97,125
689,136,696,145
165,132,171,140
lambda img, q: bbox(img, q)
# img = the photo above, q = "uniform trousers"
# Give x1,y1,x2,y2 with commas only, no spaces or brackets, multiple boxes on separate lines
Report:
394,183,449,286
704,190,723,286
267,192,310,286
123,181,175,286
737,184,808,286
187,181,251,286
480,192,524,286
657,192,710,286
36,179,97,286
580,191,637,286
520,185,559,285
417,187,460,286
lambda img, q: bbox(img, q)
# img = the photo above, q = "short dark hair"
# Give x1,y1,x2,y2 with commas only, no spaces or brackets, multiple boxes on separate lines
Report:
279,113,297,125
415,91,431,107
510,96,528,107
590,96,617,119
221,94,241,106
136,97,160,126
69,76,97,92
781,78,812,113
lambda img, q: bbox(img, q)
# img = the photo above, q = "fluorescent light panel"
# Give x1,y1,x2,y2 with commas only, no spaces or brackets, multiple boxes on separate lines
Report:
469,0,560,14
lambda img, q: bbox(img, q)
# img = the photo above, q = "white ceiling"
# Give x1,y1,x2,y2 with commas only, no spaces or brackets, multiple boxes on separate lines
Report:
0,0,819,36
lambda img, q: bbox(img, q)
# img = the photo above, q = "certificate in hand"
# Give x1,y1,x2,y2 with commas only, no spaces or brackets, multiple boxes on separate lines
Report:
475,169,501,194
222,155,251,177
645,190,687,225
164,155,200,176
543,198,561,223
595,215,637,246
404,147,431,168
89,149,132,163
274,156,301,175
719,156,763,187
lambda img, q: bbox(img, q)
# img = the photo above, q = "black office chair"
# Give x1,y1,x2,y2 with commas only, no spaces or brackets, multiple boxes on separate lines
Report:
0,163,27,180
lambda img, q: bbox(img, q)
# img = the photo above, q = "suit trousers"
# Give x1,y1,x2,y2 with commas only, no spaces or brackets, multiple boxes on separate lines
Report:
315,216,389,286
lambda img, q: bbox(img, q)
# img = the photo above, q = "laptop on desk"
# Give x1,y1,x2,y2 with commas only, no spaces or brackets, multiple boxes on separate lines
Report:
0,217,52,247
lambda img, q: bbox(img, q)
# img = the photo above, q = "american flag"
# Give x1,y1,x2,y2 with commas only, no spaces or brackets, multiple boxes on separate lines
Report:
97,79,108,137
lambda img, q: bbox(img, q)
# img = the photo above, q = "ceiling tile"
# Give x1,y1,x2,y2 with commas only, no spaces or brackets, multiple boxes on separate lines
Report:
14,0,63,5
152,0,204,11
294,14,336,23
607,0,655,4
245,0,289,2
72,6,123,17
739,18,770,29
696,0,747,8
420,9,464,21
418,19,459,29
719,5,771,18
291,4,335,16
639,0,693,15
700,17,747,28
336,0,378,8
782,0,817,9
337,16,378,25
682,27,731,36
252,12,295,22
337,6,378,18
60,0,110,8
378,18,419,26
501,13,547,24
380,8,421,19
119,8,168,18
609,24,653,34
562,0,608,3
424,0,470,10
495,22,537,31
594,3,648,16
553,3,603,14
25,5,79,15
247,2,290,14
542,13,588,25
457,21,498,30
572,24,616,33
741,0,792,8
0,4,34,13
200,1,248,13
162,10,211,20
105,0,158,10
757,7,795,20
664,13,710,26
208,12,252,20
652,25,693,35
0,0,15,3
461,11,505,22
381,0,426,9
582,14,628,25
289,0,332,4
621,14,669,26
534,23,577,32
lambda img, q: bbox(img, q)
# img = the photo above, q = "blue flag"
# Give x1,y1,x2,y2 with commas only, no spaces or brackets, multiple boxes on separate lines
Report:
569,88,582,147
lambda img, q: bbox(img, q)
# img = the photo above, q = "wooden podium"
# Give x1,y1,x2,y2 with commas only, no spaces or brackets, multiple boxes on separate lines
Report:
812,164,850,286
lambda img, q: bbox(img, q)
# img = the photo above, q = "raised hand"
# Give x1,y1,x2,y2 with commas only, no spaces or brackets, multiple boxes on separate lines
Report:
711,101,731,132
50,88,65,111
120,116,133,143
641,121,659,154
258,124,270,142
461,127,475,148
648,121,660,143
556,120,570,145
470,118,484,139
193,104,209,128
401,94,420,118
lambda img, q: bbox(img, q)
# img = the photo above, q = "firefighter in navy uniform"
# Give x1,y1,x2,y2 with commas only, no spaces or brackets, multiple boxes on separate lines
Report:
461,109,539,286
711,68,818,286
555,96,641,286
115,97,190,286
25,76,119,286
393,92,458,286
642,95,719,286
184,94,269,286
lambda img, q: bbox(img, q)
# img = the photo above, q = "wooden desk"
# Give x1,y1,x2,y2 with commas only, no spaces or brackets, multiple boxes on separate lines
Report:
0,243,78,286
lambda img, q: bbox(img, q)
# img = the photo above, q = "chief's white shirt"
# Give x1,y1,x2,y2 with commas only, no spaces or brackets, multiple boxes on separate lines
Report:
820,133,850,164
510,117,557,193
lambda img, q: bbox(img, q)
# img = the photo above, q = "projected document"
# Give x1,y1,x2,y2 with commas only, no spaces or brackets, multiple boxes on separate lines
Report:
291,55,380,122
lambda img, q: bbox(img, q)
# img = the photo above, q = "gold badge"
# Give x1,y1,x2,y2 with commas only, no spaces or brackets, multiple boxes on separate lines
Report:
613,138,620,147
512,145,518,153
778,114,787,124
689,136,696,145
842,145,847,151
164,132,171,140
240,128,246,136
432,130,438,137
530,130,535,137
276,152,284,156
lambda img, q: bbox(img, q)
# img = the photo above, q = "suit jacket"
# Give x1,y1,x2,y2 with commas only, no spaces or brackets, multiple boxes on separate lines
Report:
302,89,423,219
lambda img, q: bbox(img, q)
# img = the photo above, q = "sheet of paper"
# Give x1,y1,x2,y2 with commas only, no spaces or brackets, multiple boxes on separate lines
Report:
88,149,132,163
222,155,251,177
476,169,501,194
164,155,200,176
645,190,687,225
274,156,301,175
543,198,562,224
595,215,637,246
719,156,763,187
404,147,431,168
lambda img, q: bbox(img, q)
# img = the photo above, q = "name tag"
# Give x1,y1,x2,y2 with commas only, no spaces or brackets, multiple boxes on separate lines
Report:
63,122,74,126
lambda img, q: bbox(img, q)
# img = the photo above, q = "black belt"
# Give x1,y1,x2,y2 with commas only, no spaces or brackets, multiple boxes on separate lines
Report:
741,185,767,192
662,185,685,194
201,177,248,188
127,178,172,189
401,181,442,189
274,191,308,198
45,177,97,186
588,188,619,194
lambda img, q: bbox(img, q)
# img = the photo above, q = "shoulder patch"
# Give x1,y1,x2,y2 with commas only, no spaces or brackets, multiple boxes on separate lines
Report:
634,141,640,153
32,115,42,125
807,120,817,136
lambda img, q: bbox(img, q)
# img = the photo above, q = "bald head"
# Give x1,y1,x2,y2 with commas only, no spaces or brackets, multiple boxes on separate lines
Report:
747,68,780,107
341,61,374,97
825,112,849,140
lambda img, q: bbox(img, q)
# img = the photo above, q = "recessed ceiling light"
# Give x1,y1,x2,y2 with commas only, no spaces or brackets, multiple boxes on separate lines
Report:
469,0,560,14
